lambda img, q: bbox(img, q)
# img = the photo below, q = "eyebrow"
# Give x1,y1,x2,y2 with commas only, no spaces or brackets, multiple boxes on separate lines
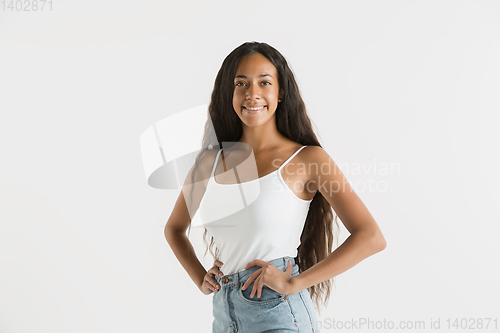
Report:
234,74,273,79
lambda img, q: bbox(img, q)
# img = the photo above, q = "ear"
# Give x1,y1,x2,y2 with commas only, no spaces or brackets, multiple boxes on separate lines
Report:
278,89,284,102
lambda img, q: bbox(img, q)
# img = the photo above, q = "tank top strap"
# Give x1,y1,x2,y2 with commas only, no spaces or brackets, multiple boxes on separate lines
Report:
211,146,307,177
277,145,308,171
211,149,223,178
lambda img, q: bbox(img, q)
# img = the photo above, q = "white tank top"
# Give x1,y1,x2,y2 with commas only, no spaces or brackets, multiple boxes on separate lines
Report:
193,145,313,275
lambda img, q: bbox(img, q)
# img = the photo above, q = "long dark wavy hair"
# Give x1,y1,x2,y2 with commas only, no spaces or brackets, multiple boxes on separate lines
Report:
185,41,340,314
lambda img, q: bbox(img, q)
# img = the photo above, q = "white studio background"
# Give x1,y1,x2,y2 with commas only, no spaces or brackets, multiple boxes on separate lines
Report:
1,1,499,332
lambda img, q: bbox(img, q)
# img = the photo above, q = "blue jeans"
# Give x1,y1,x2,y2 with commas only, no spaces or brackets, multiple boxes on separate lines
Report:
212,256,320,332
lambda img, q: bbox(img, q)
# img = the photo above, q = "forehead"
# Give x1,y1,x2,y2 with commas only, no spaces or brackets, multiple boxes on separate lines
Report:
234,53,277,77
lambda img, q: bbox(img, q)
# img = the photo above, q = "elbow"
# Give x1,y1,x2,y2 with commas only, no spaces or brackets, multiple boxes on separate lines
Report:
371,232,387,253
164,227,171,243
354,228,386,255
164,225,185,244
164,225,176,243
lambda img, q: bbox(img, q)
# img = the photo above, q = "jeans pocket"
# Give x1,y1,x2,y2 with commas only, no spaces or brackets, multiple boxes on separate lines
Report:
236,270,299,306
237,284,285,306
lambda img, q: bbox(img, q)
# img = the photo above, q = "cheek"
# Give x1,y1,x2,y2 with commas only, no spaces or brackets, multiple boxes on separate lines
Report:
233,92,245,106
232,91,241,102
232,99,239,110
232,96,241,113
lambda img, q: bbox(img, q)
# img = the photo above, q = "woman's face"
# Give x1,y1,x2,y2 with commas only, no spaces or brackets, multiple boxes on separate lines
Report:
232,53,282,127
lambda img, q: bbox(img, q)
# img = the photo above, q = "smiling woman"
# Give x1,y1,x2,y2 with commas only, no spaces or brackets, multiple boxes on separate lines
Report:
164,41,386,333
232,53,283,127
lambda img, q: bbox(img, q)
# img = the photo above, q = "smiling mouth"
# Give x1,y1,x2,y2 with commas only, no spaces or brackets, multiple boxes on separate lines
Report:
243,106,266,112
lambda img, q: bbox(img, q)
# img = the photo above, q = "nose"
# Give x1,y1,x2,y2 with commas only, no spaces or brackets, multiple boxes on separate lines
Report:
246,82,261,100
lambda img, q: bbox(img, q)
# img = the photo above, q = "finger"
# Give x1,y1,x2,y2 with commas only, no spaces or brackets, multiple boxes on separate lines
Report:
211,267,223,278
285,259,292,274
212,279,220,291
209,272,221,284
212,278,220,291
241,269,262,290
215,260,224,269
251,275,263,299
208,269,223,291
212,261,224,275
207,277,220,292
243,259,266,270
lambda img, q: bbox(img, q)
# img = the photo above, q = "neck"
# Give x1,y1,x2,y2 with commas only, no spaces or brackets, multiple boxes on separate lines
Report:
238,119,287,153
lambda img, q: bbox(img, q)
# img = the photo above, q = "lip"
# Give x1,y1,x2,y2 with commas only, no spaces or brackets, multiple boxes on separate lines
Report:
243,105,266,113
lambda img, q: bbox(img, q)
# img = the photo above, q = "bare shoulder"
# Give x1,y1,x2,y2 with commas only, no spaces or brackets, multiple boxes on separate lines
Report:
299,145,342,192
300,145,335,170
301,145,329,159
182,148,220,186
166,148,219,234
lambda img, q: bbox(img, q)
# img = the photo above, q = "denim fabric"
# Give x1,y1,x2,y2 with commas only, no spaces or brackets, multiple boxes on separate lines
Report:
212,256,320,333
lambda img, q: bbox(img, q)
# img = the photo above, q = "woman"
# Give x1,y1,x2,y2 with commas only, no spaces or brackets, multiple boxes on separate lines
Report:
164,41,386,332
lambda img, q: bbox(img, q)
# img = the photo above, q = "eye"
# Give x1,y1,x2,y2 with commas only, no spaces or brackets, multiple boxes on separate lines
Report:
261,81,271,85
235,81,246,87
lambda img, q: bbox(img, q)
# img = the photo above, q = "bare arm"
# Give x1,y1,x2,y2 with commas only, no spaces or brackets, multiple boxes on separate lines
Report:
164,152,216,292
164,190,207,291
288,146,387,294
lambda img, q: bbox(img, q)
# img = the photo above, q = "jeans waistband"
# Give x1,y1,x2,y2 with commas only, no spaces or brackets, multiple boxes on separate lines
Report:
214,256,297,288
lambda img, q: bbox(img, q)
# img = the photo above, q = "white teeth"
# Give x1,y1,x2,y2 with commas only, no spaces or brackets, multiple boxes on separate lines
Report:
245,106,265,111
